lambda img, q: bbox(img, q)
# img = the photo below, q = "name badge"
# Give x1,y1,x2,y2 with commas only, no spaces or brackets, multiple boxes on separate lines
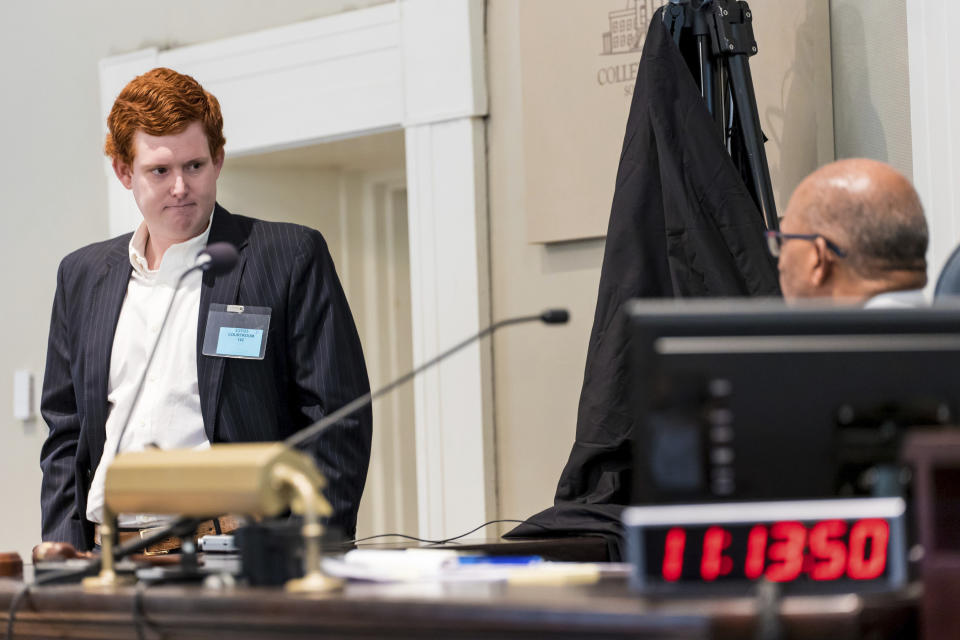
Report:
202,304,271,360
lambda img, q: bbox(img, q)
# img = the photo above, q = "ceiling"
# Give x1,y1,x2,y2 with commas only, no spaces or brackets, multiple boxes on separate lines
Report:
227,128,405,172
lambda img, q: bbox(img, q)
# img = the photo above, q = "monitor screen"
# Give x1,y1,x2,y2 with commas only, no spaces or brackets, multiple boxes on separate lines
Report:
627,300,960,505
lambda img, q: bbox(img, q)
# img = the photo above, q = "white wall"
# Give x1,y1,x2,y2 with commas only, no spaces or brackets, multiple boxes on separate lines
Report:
486,1,607,526
905,0,960,291
0,0,389,563
831,0,913,178
832,0,960,289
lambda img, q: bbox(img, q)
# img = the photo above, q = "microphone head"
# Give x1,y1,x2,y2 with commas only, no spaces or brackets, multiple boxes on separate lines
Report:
539,308,570,324
197,242,239,276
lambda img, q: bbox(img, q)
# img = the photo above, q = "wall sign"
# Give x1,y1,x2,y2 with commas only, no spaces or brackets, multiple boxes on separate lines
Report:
518,0,833,244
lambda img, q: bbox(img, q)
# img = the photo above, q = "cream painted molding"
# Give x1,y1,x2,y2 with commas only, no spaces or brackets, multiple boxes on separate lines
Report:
405,118,494,538
906,0,960,292
356,171,417,538
99,0,491,540
399,0,487,126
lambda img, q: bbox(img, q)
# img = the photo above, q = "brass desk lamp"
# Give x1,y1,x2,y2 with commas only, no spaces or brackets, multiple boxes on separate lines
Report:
83,442,340,593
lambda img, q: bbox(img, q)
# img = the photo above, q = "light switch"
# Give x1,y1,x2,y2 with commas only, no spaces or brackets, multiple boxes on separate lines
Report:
14,370,34,421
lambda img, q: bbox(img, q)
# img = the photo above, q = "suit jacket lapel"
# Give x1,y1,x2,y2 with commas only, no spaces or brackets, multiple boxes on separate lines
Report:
84,239,133,471
197,204,249,441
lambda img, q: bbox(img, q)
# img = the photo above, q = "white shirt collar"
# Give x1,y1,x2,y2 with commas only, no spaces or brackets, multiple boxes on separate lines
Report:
863,288,929,309
129,209,215,281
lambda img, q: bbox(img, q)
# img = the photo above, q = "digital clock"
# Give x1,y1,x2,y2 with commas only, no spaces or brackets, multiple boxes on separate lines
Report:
624,498,907,594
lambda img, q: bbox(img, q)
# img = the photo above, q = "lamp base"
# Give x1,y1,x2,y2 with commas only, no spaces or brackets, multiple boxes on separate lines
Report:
285,570,343,593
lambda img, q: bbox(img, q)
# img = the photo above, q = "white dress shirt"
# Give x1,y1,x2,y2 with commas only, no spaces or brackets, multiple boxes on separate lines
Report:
86,214,214,527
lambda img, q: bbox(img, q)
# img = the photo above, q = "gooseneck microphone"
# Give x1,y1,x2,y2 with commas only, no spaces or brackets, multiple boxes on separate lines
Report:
110,241,239,460
284,308,570,449
196,242,240,274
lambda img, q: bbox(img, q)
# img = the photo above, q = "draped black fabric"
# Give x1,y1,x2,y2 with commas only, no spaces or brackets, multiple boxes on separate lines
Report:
506,10,780,560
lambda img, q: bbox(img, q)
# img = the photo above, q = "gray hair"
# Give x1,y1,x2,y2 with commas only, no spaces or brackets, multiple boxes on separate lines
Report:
801,160,928,278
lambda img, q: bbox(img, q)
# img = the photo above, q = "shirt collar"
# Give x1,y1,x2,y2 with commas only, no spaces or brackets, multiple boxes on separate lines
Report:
129,209,215,281
863,288,929,309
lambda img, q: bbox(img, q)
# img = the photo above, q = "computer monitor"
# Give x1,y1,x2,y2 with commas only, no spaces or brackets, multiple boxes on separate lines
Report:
627,299,960,505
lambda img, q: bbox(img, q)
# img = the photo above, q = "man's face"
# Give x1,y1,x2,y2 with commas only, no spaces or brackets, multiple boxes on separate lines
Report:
113,121,223,245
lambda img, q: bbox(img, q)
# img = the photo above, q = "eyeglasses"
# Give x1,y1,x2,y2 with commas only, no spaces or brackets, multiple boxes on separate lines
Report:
764,230,847,259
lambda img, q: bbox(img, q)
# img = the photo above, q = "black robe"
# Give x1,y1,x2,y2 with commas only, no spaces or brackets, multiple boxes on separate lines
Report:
506,11,780,560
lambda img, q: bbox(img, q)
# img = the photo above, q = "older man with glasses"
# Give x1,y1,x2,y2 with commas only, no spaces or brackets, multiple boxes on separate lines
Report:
766,158,929,307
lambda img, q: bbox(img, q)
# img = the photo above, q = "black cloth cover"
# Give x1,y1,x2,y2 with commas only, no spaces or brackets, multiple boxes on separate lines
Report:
505,11,780,560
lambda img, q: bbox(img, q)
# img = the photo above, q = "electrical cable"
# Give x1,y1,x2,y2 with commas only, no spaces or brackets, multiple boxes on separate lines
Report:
133,582,149,640
6,565,99,640
115,517,205,558
347,518,554,546
6,582,30,640
125,518,207,640
8,517,555,638
110,244,237,464
6,516,200,640
132,580,164,640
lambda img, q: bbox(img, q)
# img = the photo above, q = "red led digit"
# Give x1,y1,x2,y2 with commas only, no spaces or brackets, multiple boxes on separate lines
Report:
662,527,686,582
744,524,767,580
765,521,806,582
847,519,889,580
808,519,847,581
700,526,733,581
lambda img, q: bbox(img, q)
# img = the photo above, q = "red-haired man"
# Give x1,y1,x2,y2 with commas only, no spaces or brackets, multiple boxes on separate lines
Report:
40,68,372,550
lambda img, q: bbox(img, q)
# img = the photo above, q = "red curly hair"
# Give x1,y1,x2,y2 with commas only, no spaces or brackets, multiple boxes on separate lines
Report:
105,67,226,166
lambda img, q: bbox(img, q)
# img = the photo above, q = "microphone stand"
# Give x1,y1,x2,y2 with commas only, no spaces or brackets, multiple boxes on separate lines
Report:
85,306,566,592
285,309,569,449
105,243,238,517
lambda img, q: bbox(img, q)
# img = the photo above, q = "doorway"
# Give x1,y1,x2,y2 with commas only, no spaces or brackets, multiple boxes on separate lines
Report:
218,129,418,538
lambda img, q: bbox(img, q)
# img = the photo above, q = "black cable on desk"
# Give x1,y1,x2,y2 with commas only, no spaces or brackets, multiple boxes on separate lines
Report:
6,582,30,640
132,580,164,640
6,517,202,640
7,516,555,637
6,565,98,640
348,518,554,546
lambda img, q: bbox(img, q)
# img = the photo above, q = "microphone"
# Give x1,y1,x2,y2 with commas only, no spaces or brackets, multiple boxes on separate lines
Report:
196,242,239,275
110,241,239,462
284,309,570,449
539,309,569,324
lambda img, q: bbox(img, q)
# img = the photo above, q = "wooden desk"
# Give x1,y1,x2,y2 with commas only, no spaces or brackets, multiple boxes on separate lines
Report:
0,576,918,639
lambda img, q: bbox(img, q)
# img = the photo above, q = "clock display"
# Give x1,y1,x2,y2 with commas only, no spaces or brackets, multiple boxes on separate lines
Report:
625,498,907,594
653,518,889,583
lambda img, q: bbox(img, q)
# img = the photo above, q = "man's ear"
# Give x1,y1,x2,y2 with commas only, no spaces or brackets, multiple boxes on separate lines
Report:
112,159,133,190
809,236,832,287
212,148,225,179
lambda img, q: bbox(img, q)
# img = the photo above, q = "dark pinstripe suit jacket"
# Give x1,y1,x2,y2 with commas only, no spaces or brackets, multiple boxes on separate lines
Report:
40,204,372,549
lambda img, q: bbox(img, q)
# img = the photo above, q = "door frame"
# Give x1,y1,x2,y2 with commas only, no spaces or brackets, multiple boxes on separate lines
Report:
99,0,494,539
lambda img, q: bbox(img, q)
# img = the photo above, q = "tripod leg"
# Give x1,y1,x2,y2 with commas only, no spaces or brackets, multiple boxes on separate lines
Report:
727,54,778,231
668,0,778,228
705,0,778,230
693,9,725,137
